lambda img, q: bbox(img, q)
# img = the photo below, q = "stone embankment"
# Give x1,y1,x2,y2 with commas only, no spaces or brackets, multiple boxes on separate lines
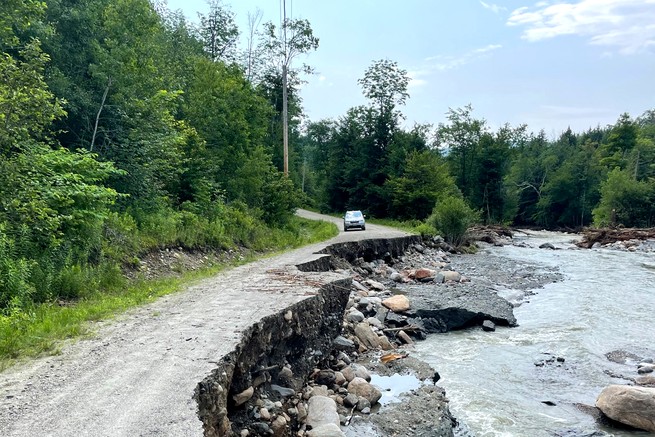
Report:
200,236,517,436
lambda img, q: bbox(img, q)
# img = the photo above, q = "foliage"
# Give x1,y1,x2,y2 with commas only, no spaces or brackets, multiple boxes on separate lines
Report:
358,59,409,113
592,168,655,228
427,196,480,247
385,150,457,220
0,40,66,155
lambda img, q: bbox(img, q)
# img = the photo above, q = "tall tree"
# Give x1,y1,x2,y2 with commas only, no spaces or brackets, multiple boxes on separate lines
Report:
196,0,239,63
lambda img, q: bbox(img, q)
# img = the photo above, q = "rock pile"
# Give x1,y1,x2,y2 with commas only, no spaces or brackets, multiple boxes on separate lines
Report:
231,241,516,436
589,353,655,433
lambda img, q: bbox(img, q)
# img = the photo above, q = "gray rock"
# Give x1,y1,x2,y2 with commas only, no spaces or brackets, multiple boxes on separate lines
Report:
354,322,380,350
636,376,655,386
346,309,365,323
596,385,655,432
366,316,384,329
482,320,496,332
306,423,345,437
397,330,413,344
310,385,330,398
352,364,371,382
270,384,295,397
539,242,556,250
343,393,359,408
341,366,355,382
306,395,341,429
390,272,404,283
348,377,382,405
363,279,385,291
315,369,337,386
249,422,272,435
441,270,461,282
333,336,356,352
403,284,517,333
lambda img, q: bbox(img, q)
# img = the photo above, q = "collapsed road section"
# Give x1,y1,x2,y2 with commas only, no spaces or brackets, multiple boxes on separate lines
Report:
194,236,422,436
0,214,412,437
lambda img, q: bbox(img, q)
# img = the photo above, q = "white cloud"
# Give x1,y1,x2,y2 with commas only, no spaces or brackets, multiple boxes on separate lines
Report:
425,44,502,71
508,0,655,54
408,70,429,89
480,1,508,14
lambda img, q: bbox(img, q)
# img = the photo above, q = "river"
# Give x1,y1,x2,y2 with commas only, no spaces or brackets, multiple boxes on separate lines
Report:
413,231,655,437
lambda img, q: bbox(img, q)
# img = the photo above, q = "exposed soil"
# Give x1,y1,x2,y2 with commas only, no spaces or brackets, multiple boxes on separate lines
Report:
123,246,254,280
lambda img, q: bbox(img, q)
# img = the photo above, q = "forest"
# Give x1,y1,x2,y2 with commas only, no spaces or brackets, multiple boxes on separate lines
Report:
1,0,654,337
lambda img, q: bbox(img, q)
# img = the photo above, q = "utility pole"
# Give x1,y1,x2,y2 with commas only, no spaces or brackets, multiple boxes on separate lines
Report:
282,0,289,177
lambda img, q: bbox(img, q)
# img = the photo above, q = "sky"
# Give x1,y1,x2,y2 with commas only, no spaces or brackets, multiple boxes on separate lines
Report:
165,0,655,137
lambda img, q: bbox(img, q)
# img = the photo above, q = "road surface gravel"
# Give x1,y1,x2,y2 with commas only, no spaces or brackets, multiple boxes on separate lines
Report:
0,210,408,437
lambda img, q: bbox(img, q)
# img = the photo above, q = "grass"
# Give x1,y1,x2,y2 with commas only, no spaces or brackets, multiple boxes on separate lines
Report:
0,217,338,370
366,217,423,234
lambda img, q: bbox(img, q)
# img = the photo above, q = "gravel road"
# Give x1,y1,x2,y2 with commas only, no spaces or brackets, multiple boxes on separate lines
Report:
0,210,408,437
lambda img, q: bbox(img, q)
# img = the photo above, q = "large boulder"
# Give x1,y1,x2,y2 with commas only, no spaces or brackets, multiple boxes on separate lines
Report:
306,396,340,429
347,377,382,405
596,385,655,432
402,284,517,333
354,322,380,349
382,295,410,312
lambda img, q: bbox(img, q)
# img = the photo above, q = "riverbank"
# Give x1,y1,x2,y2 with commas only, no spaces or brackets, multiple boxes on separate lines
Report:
216,232,569,436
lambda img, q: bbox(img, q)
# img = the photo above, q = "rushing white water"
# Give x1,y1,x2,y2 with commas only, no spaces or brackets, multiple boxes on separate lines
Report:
413,231,655,437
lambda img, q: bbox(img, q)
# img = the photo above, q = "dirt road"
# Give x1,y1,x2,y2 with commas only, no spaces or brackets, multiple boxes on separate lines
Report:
0,210,408,437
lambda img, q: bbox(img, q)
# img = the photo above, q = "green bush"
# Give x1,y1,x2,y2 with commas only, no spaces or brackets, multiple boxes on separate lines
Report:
428,196,479,247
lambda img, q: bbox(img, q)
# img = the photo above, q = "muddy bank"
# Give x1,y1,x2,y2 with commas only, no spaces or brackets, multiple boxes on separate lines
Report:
198,235,559,436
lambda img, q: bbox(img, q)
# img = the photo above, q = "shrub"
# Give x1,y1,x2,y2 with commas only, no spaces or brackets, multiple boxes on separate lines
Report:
428,196,479,247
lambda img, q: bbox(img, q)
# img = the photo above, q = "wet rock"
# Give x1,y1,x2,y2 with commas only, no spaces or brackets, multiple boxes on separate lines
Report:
356,397,371,412
482,320,496,332
637,363,655,374
596,385,655,432
636,376,655,386
403,285,517,333
382,295,410,312
539,242,556,250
